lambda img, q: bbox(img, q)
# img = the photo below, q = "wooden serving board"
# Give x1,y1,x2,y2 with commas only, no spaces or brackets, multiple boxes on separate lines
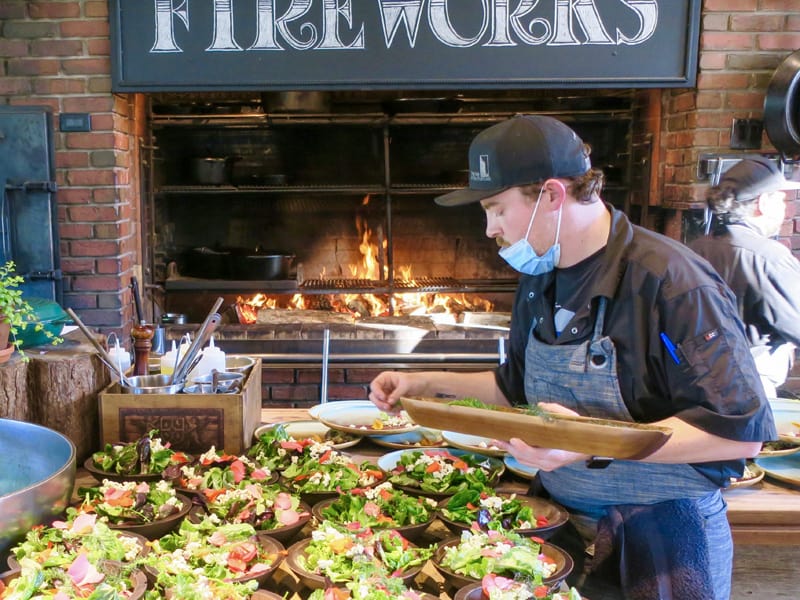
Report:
400,396,672,460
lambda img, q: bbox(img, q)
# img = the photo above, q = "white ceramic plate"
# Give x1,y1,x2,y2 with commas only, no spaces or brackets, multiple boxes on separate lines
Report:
371,428,445,449
503,455,539,480
725,463,765,490
312,403,418,437
442,431,506,457
253,420,362,450
378,448,505,480
308,400,374,420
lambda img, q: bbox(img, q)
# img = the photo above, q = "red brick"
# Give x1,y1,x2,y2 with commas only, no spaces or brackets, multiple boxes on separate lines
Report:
697,72,750,90
68,205,120,223
703,0,757,9
345,368,384,384
96,222,129,239
57,188,92,204
65,132,115,150
326,385,368,401
62,293,99,309
85,2,109,18
31,39,83,57
0,4,26,18
702,14,729,31
270,385,318,401
0,39,29,57
699,52,727,70
60,259,96,275
262,369,296,384
87,39,110,56
701,32,756,50
730,14,785,31
758,33,800,51
76,309,124,326
92,188,118,203
34,78,86,94
695,91,724,109
59,223,93,239
60,20,110,38
62,57,111,75
726,91,766,110
72,276,123,292
692,130,722,147
0,77,32,95
29,2,81,18
66,169,116,186
7,58,60,76
759,0,800,9
70,240,120,258
63,96,114,112
55,151,90,169
297,368,344,383
96,258,124,274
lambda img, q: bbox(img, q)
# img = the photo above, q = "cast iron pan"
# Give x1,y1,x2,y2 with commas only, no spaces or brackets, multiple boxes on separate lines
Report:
764,49,800,157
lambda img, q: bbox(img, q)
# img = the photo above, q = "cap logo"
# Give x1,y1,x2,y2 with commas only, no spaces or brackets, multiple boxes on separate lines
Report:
473,154,491,182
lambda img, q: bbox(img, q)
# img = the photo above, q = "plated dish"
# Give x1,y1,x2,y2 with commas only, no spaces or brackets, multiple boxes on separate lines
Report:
401,396,672,460
725,463,765,490
308,400,374,420
370,427,445,449
503,455,539,480
758,439,800,458
432,531,573,592
377,448,505,499
437,490,568,540
313,402,418,436
755,452,800,488
443,431,506,457
253,420,362,450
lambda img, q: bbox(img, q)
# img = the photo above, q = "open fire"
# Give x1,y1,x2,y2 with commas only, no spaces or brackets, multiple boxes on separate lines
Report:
235,196,496,324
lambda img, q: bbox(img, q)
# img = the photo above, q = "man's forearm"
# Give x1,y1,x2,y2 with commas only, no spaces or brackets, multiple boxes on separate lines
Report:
643,416,762,463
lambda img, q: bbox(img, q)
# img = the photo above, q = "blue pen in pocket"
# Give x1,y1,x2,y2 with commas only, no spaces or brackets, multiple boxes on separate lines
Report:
660,332,681,365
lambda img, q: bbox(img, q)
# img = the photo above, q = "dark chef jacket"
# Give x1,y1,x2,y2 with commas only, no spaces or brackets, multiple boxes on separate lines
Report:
495,205,776,486
689,222,800,350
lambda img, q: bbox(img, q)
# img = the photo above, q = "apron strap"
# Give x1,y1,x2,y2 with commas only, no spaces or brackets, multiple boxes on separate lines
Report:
588,297,610,368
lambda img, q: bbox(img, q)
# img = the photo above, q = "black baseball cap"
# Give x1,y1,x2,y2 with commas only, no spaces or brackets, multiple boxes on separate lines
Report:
435,115,592,206
718,156,800,202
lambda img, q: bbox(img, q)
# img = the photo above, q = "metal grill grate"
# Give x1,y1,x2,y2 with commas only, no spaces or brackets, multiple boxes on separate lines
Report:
300,278,378,290
299,277,462,291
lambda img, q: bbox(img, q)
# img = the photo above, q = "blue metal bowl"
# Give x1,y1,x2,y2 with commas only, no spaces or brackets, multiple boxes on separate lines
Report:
0,418,76,555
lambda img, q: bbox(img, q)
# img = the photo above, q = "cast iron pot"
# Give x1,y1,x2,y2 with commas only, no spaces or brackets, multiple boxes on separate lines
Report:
228,247,295,280
764,49,800,156
183,246,231,279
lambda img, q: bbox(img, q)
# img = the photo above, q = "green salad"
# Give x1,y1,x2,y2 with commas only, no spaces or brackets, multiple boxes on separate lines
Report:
10,513,145,567
481,573,582,600
140,516,278,599
307,564,430,599
175,446,274,493
319,482,436,530
298,521,434,583
203,482,308,532
441,489,549,531
91,429,190,476
440,529,559,583
1,553,142,599
281,449,384,494
449,398,547,417
76,479,185,526
386,449,499,494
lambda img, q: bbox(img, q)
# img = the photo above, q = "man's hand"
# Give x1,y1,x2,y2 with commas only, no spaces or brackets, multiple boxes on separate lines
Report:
369,371,423,412
491,402,587,471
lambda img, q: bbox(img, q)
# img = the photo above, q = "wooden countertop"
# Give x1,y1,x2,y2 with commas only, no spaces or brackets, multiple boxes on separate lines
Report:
261,408,800,546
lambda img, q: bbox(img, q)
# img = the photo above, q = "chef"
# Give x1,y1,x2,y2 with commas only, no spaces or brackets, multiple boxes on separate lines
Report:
369,115,776,599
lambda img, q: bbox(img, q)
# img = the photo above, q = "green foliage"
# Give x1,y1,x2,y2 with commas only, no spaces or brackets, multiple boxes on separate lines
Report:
0,260,63,360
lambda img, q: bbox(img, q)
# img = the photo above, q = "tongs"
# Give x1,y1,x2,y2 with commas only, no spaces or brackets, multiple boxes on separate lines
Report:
66,307,129,385
169,297,223,386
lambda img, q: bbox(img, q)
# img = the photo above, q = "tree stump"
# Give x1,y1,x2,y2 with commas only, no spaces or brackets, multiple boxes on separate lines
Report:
0,333,111,463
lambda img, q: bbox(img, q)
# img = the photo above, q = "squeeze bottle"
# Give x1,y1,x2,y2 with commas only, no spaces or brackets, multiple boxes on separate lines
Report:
160,340,181,375
187,336,226,381
107,334,131,381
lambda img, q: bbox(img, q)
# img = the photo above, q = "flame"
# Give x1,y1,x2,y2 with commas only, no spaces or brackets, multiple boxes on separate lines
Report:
234,194,495,322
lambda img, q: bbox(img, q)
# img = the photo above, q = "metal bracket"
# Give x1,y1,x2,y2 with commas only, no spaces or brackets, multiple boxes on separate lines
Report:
696,153,786,186
5,181,58,193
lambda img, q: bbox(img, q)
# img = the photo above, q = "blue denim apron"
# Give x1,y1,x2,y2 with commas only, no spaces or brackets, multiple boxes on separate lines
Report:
524,297,732,599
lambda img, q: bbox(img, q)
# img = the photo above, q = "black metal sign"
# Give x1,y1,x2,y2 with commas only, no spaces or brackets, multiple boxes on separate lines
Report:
110,0,701,92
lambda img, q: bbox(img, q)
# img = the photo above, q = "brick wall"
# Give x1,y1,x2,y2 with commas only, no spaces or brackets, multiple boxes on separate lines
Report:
0,1,142,335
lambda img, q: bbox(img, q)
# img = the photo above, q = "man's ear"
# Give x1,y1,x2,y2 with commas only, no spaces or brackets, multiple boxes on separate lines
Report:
544,179,567,207
753,192,770,217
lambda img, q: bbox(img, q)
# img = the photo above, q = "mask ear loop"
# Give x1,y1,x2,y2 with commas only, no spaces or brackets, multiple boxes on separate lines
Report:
523,187,546,241
548,180,566,245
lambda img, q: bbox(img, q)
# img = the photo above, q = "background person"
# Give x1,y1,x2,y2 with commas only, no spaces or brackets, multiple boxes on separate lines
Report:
369,115,775,600
690,157,800,398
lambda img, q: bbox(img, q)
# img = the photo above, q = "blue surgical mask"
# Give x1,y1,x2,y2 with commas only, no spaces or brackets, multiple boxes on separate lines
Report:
498,189,562,275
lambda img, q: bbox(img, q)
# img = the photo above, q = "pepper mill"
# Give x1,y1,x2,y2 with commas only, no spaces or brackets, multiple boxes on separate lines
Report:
131,321,155,376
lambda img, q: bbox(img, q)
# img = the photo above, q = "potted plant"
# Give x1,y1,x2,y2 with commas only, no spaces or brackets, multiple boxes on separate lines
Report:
0,260,64,362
